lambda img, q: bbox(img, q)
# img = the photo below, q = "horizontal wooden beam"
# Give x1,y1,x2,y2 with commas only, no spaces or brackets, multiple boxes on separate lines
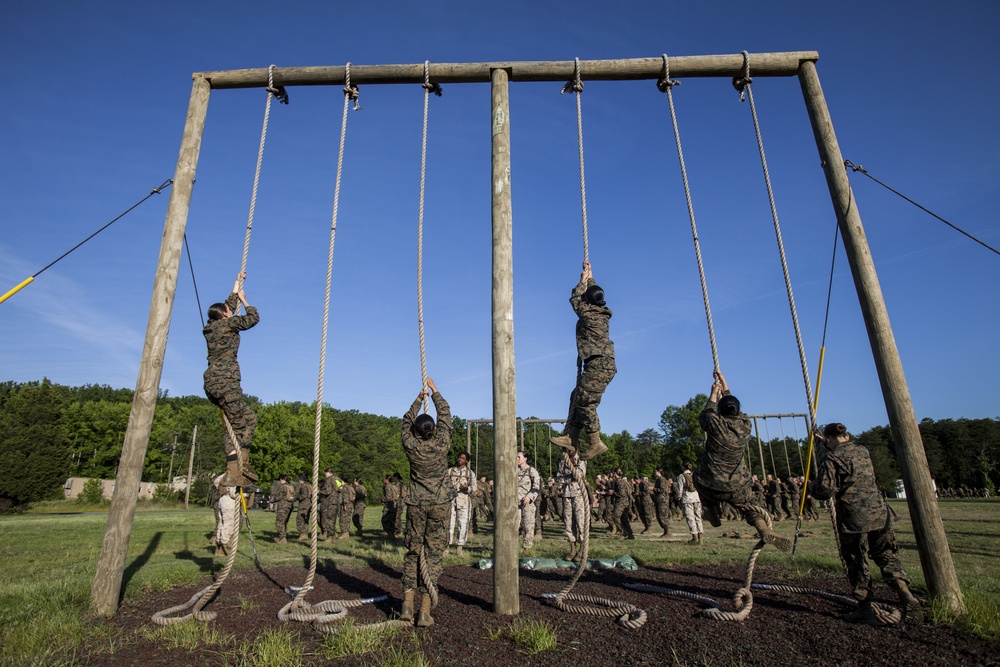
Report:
197,52,819,89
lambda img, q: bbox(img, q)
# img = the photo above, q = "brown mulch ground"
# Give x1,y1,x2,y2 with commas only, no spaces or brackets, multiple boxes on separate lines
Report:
87,557,997,666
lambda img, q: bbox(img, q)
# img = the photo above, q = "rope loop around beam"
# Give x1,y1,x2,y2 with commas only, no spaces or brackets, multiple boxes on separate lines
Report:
266,64,289,104
560,56,584,94
656,53,681,92
423,60,443,96
732,50,752,101
344,62,361,110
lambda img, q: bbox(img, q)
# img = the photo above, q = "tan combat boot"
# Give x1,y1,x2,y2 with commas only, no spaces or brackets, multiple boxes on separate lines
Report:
697,532,703,543
580,431,608,460
276,537,286,545
843,599,879,625
550,425,581,452
297,533,308,542
222,453,245,487
415,593,434,627
750,516,792,552
688,534,698,544
399,589,415,622
238,448,259,484
661,528,669,538
456,545,463,556
565,542,578,561
890,579,923,622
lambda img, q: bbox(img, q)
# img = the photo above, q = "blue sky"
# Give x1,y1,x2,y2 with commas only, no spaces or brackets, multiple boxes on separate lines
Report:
1,1,997,439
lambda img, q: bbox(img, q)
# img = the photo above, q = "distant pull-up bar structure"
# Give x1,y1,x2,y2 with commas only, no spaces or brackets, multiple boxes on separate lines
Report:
91,52,964,618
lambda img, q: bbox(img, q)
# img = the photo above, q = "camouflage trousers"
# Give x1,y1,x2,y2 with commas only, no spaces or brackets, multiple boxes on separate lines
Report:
517,498,537,547
402,502,449,594
695,471,766,530
612,498,634,538
382,502,398,536
562,494,588,543
681,500,704,536
204,376,257,455
448,495,472,546
295,503,311,535
319,497,339,536
640,498,655,530
216,493,240,547
565,355,617,433
338,503,353,535
353,502,366,531
274,501,293,539
841,514,909,601
654,498,671,531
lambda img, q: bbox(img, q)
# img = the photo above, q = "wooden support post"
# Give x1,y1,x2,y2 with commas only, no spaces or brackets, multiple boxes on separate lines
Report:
490,66,518,616
798,61,965,614
754,417,767,481
90,76,211,616
184,425,197,509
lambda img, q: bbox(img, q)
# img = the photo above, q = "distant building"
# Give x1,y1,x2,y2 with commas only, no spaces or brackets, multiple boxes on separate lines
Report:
63,477,161,500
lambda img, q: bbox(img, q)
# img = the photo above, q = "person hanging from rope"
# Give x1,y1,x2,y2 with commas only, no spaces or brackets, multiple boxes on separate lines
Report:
694,370,792,551
399,376,454,627
810,423,923,624
203,270,260,486
550,261,615,460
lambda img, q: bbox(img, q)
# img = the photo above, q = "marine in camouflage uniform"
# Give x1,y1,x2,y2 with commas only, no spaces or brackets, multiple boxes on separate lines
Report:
811,423,921,622
203,272,260,486
652,469,671,536
676,463,704,543
337,478,355,539
295,474,312,541
399,378,454,627
446,453,476,553
550,262,615,460
765,474,782,520
693,370,791,551
557,450,588,561
637,476,656,534
393,473,406,538
516,451,542,549
382,474,399,537
319,469,339,540
352,479,367,534
611,469,635,539
274,475,295,544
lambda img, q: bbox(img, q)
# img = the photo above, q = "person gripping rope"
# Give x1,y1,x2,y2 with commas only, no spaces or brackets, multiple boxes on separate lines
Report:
203,270,260,487
811,422,922,623
549,261,615,460
399,377,454,628
693,370,792,552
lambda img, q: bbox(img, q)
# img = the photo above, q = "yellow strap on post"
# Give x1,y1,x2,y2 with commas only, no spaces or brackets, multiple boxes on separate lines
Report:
0,276,34,305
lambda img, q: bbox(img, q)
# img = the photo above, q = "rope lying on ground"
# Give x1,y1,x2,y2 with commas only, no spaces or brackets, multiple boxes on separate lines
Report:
550,451,647,629
152,527,241,625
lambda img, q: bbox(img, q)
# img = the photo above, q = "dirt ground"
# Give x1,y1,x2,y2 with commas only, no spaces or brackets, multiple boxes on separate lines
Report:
85,556,997,667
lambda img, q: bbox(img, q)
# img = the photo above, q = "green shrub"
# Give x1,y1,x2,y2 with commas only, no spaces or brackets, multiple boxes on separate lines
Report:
77,478,107,505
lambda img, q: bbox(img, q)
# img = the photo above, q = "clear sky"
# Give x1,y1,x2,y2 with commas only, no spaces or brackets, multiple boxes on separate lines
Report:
1,1,997,439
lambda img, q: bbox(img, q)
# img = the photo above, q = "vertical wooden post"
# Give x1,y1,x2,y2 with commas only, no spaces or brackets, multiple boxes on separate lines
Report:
184,425,198,509
91,76,211,616
798,61,965,613
754,417,767,480
490,66,518,615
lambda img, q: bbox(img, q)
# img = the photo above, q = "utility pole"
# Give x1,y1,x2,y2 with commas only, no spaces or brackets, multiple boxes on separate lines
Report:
184,426,198,509
167,432,179,491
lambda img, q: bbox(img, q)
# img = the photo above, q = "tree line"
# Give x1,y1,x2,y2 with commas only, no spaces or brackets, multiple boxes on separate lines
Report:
0,379,996,510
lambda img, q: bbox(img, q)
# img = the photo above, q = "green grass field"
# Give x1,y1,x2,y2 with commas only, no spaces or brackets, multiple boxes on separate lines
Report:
1,500,997,665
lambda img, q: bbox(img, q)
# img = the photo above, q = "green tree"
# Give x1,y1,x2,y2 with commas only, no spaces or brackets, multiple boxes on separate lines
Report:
0,379,71,508
658,394,707,473
78,477,107,505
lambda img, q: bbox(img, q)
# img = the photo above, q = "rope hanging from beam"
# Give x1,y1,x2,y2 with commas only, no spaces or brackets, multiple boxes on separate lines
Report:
733,51,816,434
561,57,591,267
416,61,441,411
659,54,720,372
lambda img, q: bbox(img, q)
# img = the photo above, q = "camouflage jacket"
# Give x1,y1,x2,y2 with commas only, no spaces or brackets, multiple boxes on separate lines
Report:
383,481,399,503
277,482,295,503
571,277,614,361
294,482,312,504
203,293,259,382
652,475,669,500
557,457,587,498
319,475,338,498
696,392,753,492
516,464,541,503
401,392,455,506
613,476,633,504
811,440,888,534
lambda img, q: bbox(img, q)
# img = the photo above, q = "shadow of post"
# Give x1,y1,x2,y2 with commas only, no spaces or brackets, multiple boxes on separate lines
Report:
120,531,163,603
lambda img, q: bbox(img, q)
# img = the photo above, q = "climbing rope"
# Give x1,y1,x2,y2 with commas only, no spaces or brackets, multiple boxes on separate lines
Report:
416,60,441,410
624,504,775,622
561,57,591,267
234,64,286,314
276,63,403,634
550,451,648,629
658,54,720,371
733,51,817,435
